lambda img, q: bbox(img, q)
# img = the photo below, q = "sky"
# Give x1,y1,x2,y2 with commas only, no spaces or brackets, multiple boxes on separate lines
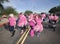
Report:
3,0,60,13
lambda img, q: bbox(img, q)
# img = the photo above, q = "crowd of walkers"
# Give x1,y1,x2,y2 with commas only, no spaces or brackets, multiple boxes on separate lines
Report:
3,13,59,37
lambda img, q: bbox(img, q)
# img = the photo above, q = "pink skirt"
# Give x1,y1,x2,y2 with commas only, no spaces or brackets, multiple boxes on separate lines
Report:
33,24,43,32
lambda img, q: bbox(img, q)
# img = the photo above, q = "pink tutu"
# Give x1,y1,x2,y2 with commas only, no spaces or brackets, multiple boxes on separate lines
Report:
34,24,43,32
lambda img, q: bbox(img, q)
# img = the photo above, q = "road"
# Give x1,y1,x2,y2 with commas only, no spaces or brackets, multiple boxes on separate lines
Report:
0,18,60,44
0,18,21,44
24,22,60,44
0,26,21,44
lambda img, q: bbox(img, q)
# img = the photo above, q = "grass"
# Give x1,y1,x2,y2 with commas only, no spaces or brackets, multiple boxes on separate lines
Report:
59,18,60,20
0,15,2,18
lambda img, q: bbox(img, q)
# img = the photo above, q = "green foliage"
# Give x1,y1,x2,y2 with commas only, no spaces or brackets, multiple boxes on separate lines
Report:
0,0,9,3
24,10,33,16
0,3,4,15
4,7,18,15
0,0,9,15
49,6,60,13
0,3,4,9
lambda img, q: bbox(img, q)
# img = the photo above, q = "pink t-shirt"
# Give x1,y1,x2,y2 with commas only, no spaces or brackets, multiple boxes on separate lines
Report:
34,24,43,32
35,16,42,24
18,14,27,27
49,15,54,20
9,17,16,26
33,16,43,32
49,15,58,20
28,14,34,21
28,14,36,26
54,16,58,20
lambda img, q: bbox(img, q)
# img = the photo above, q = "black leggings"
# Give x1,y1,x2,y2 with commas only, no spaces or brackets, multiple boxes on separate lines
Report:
18,25,27,32
9,26,14,32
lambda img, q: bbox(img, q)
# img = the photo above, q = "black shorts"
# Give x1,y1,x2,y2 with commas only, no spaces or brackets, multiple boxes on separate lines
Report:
18,26,24,30
18,25,26,31
52,20,56,23
9,26,14,32
49,20,51,23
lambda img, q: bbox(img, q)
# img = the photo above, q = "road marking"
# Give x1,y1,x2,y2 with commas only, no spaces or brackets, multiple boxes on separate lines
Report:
16,26,31,44
21,27,30,44
16,26,30,44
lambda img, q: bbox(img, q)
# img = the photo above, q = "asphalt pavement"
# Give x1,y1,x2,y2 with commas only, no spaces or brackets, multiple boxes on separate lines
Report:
0,26,21,44
0,18,60,44
24,22,60,44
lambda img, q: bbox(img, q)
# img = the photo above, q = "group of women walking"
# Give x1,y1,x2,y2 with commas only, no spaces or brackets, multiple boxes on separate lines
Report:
7,13,58,37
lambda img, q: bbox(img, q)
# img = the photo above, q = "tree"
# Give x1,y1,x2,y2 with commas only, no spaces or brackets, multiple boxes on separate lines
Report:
0,4,4,9
4,6,18,15
0,0,9,15
0,0,8,3
0,3,4,15
24,10,33,16
49,6,60,13
0,4,4,14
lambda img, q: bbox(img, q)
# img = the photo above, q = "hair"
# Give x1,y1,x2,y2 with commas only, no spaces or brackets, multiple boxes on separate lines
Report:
19,12,22,15
9,13,14,17
53,13,56,16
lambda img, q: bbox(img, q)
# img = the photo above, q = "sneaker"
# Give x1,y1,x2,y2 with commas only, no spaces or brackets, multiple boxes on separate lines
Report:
11,30,15,37
37,32,40,37
20,30,24,34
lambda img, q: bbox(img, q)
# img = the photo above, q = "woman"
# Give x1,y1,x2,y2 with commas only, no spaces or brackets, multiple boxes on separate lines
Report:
51,14,58,31
28,13,36,37
17,13,27,34
33,15,43,37
8,14,16,37
41,13,46,21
